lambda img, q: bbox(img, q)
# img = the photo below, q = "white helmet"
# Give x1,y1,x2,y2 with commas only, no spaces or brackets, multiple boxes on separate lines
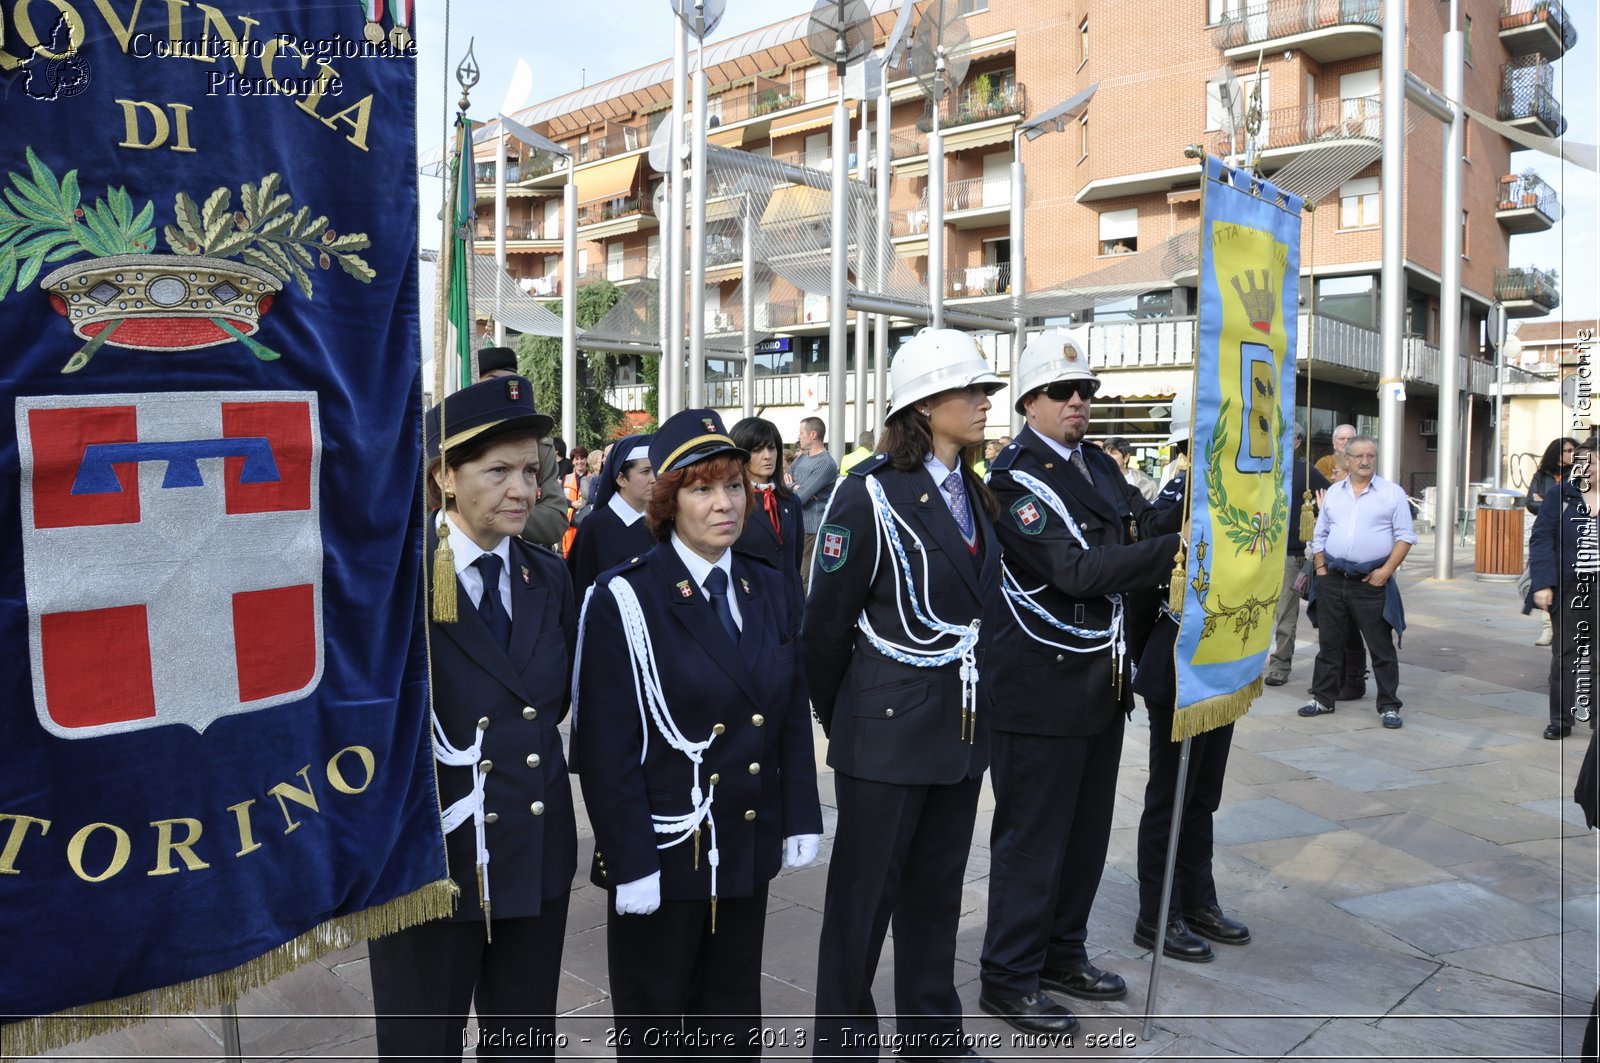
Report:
1014,328,1099,414
1166,387,1193,447
887,328,1004,415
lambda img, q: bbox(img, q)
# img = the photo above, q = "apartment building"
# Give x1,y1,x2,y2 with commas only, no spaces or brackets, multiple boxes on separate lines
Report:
472,0,1571,494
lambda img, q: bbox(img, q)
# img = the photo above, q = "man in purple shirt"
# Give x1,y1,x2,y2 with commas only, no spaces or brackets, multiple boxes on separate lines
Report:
1297,436,1417,729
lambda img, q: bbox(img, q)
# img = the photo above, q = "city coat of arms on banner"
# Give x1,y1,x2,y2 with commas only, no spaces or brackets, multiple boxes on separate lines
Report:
0,1,449,1055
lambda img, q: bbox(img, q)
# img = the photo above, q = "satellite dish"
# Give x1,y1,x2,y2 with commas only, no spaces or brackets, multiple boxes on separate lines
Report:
806,0,872,74
908,0,971,103
669,0,726,39
1207,66,1244,140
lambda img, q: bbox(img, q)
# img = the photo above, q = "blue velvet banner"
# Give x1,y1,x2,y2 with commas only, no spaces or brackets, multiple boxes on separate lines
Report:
0,1,447,1049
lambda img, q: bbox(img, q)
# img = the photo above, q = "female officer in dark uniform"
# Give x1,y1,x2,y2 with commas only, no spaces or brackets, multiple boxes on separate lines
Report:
729,416,805,607
368,375,577,1061
574,408,822,1059
566,432,654,598
802,329,1004,1061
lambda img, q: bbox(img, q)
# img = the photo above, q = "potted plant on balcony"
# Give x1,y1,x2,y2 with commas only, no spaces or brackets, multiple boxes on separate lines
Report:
1529,0,1551,23
1498,174,1519,210
1519,169,1542,207
1502,0,1533,28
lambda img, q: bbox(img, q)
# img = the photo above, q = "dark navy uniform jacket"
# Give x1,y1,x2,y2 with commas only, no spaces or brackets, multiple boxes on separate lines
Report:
801,455,999,785
1133,472,1188,708
734,486,805,609
566,500,656,599
574,543,822,900
984,429,1181,737
427,525,579,920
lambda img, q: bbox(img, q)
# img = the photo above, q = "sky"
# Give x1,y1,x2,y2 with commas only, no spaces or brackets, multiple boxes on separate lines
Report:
413,0,1599,322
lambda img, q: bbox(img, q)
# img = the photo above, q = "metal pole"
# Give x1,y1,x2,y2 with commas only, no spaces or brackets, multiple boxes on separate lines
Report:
220,1002,242,1061
1009,130,1027,436
668,24,688,417
853,123,871,441
874,73,892,428
1377,0,1406,483
658,191,673,424
1434,4,1464,580
1142,736,1194,1043
562,168,578,447
494,130,508,347
688,18,708,407
829,91,850,461
928,110,945,329
742,194,755,419
1492,329,1506,489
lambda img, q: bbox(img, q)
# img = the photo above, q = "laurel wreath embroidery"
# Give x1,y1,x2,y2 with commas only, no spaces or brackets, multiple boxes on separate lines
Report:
1205,396,1289,557
1189,534,1278,644
166,172,375,299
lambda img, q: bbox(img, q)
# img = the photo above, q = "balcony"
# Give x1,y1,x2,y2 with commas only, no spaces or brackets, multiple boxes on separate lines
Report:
474,153,562,200
943,176,1011,229
474,223,562,250
753,300,804,331
1207,94,1380,170
574,121,651,164
606,250,660,286
948,262,1012,299
1498,56,1567,136
1213,0,1382,62
1496,172,1562,234
1499,0,1577,58
575,194,656,240
1495,266,1561,318
917,81,1027,141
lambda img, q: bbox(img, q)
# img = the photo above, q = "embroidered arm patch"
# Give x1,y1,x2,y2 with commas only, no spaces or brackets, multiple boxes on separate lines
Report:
1010,495,1047,535
817,523,851,572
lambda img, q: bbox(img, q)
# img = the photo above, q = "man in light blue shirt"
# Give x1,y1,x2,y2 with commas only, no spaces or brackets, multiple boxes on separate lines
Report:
1298,436,1417,728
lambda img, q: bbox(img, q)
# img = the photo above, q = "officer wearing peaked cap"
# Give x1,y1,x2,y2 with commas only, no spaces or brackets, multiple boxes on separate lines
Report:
977,330,1182,1036
574,408,822,1059
368,374,578,1061
804,328,1005,1062
476,346,569,550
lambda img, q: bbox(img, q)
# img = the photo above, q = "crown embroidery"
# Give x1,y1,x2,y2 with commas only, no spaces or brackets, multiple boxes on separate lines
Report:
1231,270,1275,334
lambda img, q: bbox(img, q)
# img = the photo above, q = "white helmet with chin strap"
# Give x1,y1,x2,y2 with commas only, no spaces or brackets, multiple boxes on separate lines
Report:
1014,328,1099,414
887,328,1005,416
1166,387,1193,447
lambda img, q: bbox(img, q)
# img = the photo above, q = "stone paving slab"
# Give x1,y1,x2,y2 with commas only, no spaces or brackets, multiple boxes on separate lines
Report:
1249,777,1399,824
1258,745,1443,793
1386,783,1576,846
1376,962,1571,1059
1343,810,1513,868
1211,798,1343,846
1231,828,1454,902
1336,880,1567,956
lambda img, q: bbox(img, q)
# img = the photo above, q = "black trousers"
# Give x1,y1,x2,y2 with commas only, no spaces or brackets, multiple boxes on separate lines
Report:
606,886,768,1061
368,894,570,1062
814,773,982,1059
1549,597,1597,727
1310,575,1400,712
1135,697,1234,923
980,724,1124,995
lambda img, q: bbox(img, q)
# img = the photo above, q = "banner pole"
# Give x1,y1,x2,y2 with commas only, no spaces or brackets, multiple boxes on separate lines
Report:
1141,735,1193,1042
220,1002,243,1061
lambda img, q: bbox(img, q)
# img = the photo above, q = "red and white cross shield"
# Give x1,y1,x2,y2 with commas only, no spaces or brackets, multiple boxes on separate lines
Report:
16,390,325,738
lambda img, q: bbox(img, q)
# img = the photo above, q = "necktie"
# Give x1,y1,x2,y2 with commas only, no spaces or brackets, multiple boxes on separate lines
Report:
755,483,783,542
1069,448,1095,486
473,554,511,650
704,567,740,645
942,470,976,544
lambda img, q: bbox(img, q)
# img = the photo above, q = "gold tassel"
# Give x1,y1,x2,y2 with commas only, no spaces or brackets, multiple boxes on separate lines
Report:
1298,489,1315,543
693,825,701,871
710,895,718,935
1167,546,1187,615
1169,676,1263,741
4,878,458,1059
432,517,458,623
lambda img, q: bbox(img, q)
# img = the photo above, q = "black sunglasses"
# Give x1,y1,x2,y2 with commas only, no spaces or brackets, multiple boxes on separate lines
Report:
1042,380,1095,402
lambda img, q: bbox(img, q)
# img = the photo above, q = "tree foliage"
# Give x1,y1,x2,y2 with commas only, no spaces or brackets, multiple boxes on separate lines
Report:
514,280,624,447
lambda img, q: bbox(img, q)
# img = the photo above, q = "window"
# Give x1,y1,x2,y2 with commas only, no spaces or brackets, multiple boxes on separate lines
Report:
1208,0,1242,24
1079,19,1089,65
607,241,624,281
1099,208,1138,255
805,131,829,170
1316,274,1377,329
1078,113,1089,160
1339,69,1380,136
1464,15,1472,65
1339,177,1379,228
957,0,989,12
804,65,829,103
1461,209,1469,258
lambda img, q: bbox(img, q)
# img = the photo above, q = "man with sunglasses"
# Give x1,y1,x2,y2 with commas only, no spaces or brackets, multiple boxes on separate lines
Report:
977,331,1182,1037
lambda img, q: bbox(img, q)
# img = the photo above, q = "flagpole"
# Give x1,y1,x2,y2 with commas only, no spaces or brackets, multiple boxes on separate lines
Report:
1142,736,1192,1042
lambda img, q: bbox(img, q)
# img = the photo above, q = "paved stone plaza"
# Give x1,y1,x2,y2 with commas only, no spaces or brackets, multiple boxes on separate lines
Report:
31,535,1599,1062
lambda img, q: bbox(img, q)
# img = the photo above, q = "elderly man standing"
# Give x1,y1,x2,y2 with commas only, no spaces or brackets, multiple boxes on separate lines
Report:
978,331,1181,1036
1314,422,1355,480
1298,435,1417,729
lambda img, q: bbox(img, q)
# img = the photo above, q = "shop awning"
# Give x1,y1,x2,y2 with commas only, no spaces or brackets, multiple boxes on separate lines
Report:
709,124,748,147
575,155,641,205
944,123,1016,153
769,102,857,138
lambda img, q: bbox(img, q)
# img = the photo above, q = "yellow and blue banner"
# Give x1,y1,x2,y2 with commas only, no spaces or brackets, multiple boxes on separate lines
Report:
0,2,450,1053
1171,156,1304,739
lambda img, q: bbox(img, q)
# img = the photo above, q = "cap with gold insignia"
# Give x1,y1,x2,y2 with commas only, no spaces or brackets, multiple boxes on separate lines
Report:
649,408,749,474
425,374,553,459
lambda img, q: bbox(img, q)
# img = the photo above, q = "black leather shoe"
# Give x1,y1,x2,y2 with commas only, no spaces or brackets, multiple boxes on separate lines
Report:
977,989,1078,1036
1182,904,1251,945
1037,960,1127,1001
1545,723,1573,740
1133,917,1214,963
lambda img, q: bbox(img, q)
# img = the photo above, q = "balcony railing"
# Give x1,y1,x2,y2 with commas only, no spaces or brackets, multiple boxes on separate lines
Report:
1495,266,1561,310
917,81,1027,132
753,300,803,330
1499,0,1578,51
892,208,930,237
573,121,651,164
949,262,1011,298
476,223,560,242
1498,56,1566,134
1208,94,1379,157
606,251,660,284
575,195,650,229
1497,172,1563,220
1214,0,1381,50
474,153,560,185
943,176,1011,212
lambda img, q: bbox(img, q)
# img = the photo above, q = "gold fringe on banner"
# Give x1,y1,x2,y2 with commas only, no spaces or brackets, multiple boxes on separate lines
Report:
1170,675,1263,742
1,878,458,1061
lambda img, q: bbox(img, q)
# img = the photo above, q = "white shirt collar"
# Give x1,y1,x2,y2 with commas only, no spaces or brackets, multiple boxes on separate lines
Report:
670,531,732,593
443,513,510,575
1033,429,1085,467
923,452,958,486
608,490,646,525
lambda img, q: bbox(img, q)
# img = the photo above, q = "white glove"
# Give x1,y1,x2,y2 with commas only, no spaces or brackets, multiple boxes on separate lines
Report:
615,871,661,915
784,833,821,868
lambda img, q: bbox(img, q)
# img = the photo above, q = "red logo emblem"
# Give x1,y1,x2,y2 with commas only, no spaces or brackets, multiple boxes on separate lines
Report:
1018,502,1041,525
822,533,844,559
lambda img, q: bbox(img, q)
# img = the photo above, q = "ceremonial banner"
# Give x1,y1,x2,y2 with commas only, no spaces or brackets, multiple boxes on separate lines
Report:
0,3,449,1053
1171,156,1304,739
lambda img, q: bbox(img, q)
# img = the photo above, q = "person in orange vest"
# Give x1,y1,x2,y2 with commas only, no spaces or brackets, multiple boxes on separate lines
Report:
560,447,590,556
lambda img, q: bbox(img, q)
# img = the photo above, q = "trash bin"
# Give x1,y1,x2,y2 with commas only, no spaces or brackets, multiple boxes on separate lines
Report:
1475,489,1525,582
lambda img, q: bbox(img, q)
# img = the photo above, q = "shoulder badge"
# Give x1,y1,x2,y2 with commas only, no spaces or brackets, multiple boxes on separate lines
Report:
1010,495,1047,535
817,523,851,573
847,452,890,478
675,579,694,598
